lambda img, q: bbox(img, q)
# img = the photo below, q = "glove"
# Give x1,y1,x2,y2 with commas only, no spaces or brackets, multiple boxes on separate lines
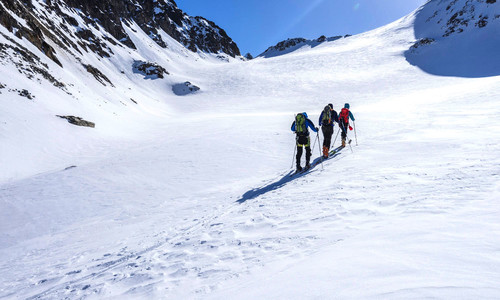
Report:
349,125,353,130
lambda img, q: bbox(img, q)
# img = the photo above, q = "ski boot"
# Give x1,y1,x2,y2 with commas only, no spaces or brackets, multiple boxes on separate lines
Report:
322,146,329,159
296,165,303,173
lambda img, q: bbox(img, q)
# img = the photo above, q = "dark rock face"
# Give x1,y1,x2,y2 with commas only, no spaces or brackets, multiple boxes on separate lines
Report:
0,0,240,71
132,61,169,79
57,115,96,128
61,0,240,57
0,32,67,90
0,0,63,66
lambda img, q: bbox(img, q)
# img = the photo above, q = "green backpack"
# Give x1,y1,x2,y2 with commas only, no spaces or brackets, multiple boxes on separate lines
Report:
321,106,332,126
295,113,307,135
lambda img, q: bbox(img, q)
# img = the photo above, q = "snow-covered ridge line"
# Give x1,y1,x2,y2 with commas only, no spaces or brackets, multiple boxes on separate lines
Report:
257,35,350,58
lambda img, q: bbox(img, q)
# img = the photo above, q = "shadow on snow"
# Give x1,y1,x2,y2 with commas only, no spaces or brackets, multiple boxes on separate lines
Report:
236,152,342,204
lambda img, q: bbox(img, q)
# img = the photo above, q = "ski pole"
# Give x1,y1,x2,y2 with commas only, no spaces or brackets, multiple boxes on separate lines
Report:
316,131,324,169
332,127,340,149
354,121,358,146
291,137,297,169
312,132,318,154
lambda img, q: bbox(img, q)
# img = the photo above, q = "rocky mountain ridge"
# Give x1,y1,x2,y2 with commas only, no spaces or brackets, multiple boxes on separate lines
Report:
258,35,350,58
0,0,240,68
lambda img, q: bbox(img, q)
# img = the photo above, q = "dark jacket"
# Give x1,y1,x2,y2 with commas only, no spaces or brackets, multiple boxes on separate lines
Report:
318,109,339,127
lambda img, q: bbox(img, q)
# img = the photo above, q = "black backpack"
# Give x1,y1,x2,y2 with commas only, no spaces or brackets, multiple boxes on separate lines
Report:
321,106,332,126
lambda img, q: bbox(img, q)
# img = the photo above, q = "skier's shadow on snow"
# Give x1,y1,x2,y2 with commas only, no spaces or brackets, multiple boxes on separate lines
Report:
236,153,341,204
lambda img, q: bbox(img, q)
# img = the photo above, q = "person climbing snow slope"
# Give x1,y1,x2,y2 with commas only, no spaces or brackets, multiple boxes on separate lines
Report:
318,103,339,158
291,112,318,173
339,103,355,147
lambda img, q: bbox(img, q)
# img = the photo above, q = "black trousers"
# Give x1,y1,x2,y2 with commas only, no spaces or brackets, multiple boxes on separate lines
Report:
296,135,311,167
340,121,348,139
321,125,334,149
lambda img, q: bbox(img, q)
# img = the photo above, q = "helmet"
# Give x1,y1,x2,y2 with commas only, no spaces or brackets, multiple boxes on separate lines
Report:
344,103,350,109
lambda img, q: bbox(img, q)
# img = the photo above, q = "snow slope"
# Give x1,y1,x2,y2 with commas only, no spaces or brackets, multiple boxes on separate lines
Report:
1,1,500,299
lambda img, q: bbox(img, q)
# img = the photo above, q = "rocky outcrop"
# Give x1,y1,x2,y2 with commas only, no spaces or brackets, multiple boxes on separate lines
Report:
57,115,95,128
132,61,169,79
410,38,435,50
83,64,114,87
0,33,67,90
259,35,348,58
0,0,63,66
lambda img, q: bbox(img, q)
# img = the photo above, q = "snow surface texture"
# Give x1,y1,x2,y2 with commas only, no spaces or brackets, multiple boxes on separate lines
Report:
1,1,500,299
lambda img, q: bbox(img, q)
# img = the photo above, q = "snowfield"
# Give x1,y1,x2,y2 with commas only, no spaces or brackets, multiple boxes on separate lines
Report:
1,3,500,300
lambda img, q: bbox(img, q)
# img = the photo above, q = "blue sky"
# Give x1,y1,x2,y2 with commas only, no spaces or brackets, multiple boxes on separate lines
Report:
176,0,428,56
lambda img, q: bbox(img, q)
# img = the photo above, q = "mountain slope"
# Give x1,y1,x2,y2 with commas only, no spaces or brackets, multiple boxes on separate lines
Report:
1,0,500,299
405,0,500,77
0,0,243,182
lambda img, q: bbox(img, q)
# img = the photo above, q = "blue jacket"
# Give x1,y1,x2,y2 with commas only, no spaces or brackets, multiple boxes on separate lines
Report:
318,109,339,127
291,112,318,134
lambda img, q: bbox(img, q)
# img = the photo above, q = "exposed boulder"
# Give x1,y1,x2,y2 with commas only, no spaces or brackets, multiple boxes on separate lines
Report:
18,89,34,99
132,60,169,79
57,115,95,128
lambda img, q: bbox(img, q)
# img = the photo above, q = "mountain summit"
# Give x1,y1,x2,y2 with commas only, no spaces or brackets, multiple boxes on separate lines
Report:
0,0,240,66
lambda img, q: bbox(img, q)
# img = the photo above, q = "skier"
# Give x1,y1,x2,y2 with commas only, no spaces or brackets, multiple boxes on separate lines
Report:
338,103,355,147
291,112,318,172
318,103,339,158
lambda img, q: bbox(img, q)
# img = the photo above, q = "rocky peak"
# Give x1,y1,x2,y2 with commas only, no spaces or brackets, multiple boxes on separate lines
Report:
61,0,240,57
258,35,348,58
0,0,240,68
